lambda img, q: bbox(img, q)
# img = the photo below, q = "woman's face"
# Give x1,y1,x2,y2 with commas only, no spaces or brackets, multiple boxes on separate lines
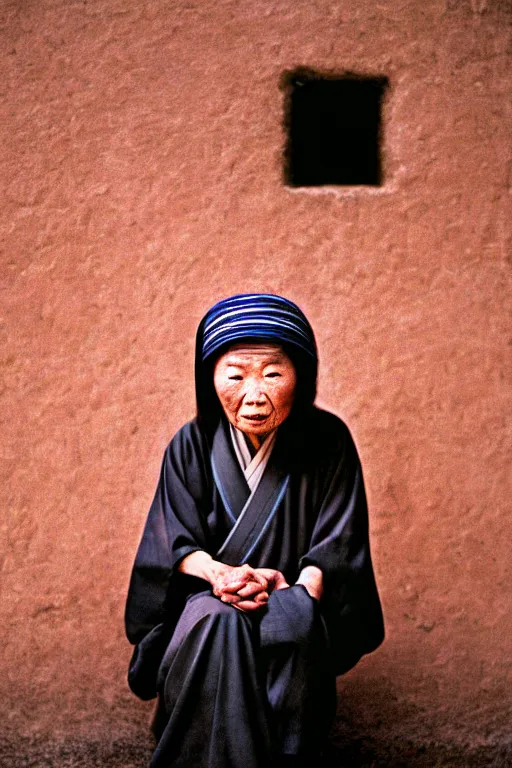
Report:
213,343,297,448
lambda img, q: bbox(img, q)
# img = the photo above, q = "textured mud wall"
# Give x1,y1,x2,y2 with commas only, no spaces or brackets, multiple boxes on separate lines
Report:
1,0,510,759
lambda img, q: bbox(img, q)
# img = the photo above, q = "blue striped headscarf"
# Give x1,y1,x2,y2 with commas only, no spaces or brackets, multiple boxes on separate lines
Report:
200,294,317,362
195,294,318,430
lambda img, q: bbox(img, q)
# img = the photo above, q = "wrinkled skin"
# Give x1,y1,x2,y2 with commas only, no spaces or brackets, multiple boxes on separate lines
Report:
213,343,297,450
212,563,290,611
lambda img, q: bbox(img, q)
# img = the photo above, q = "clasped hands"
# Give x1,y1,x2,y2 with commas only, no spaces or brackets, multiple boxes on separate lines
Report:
178,551,323,612
212,564,289,612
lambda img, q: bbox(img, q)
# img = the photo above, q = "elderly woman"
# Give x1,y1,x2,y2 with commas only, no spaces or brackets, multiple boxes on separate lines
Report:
125,294,384,768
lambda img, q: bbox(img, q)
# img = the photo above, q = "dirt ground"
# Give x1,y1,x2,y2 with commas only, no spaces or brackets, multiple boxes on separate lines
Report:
0,734,510,768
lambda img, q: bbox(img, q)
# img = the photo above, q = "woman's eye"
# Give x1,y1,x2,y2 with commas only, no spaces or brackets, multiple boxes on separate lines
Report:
265,372,281,378
228,375,243,381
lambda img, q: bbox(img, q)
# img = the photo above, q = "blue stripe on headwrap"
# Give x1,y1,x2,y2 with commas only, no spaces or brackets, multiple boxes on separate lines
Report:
201,294,317,362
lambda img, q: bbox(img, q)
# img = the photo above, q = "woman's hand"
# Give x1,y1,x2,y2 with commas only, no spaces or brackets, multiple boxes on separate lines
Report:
212,564,269,611
295,564,323,601
227,567,289,612
178,553,289,612
213,565,290,612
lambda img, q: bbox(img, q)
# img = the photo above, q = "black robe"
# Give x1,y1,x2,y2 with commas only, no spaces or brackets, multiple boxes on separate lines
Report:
125,407,384,766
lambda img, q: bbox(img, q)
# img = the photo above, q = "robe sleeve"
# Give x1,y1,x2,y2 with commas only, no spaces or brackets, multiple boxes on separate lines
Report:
125,421,212,645
299,416,384,674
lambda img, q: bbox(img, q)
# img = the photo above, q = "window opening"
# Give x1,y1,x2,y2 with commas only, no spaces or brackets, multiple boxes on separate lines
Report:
283,70,388,187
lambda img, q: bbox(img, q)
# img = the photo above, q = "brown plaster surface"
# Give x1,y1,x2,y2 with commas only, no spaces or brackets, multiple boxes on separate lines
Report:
1,0,511,761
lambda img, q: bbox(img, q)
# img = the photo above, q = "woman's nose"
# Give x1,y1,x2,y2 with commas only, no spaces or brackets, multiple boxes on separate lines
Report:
243,379,266,405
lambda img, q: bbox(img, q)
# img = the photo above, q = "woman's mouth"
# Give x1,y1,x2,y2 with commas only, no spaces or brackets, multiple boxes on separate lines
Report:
241,414,269,423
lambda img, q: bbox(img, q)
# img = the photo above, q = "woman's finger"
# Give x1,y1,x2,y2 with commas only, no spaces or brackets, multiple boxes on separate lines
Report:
221,566,267,590
253,568,289,591
218,592,242,604
233,598,268,612
213,581,247,597
273,573,290,590
236,581,267,599
239,565,268,588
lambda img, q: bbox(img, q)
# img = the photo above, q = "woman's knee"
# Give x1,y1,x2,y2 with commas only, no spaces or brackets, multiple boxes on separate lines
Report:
184,592,243,624
158,596,248,693
170,593,256,647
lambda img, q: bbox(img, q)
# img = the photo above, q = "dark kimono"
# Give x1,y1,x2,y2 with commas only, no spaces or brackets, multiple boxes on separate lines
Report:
125,406,384,767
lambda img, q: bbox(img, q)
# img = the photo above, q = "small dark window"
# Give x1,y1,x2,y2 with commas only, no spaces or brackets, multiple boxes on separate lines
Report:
283,71,388,187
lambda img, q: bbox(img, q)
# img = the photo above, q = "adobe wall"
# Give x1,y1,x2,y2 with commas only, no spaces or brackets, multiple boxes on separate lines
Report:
1,0,510,761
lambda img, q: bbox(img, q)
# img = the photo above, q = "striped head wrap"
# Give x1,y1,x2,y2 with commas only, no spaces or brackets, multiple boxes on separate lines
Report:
200,293,317,362
195,293,318,430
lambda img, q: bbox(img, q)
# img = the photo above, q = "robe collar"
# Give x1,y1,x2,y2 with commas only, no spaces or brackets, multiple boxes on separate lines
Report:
211,418,290,565
230,424,277,494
